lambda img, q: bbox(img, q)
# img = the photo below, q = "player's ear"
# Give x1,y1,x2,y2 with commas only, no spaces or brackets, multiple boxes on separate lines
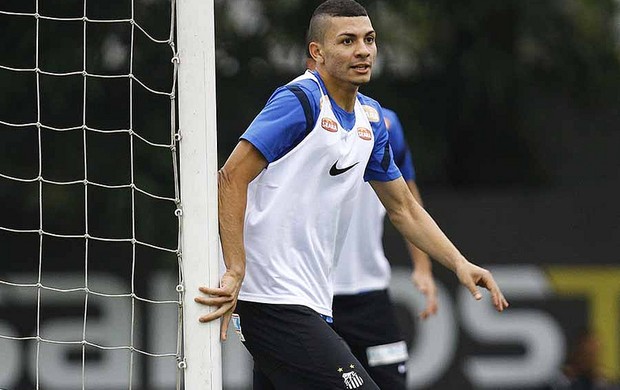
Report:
309,42,324,64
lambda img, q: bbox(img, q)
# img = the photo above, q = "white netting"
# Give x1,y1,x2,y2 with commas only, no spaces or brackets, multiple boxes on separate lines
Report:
0,1,189,389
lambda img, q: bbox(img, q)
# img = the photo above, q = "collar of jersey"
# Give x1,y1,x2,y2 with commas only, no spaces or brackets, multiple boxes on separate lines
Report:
309,70,357,132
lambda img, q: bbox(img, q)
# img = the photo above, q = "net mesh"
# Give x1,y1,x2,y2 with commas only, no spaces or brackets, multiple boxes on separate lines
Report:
0,0,187,388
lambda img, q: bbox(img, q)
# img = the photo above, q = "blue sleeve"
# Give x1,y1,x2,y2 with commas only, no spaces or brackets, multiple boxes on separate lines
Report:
385,110,416,181
399,151,416,182
240,87,311,163
363,107,402,182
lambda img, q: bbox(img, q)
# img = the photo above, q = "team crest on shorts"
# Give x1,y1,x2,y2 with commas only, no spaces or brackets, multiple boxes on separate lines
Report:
338,364,364,389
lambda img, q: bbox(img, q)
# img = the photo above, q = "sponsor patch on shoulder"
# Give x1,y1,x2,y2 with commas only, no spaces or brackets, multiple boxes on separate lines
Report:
231,313,245,342
357,127,372,141
362,105,380,123
321,117,339,132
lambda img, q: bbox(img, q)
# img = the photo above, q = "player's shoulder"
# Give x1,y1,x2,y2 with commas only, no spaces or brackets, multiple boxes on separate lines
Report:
381,108,404,135
262,77,321,116
357,92,384,125
381,107,398,124
285,77,321,101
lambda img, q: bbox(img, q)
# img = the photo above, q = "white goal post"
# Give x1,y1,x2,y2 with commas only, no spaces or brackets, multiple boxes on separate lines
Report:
176,0,222,389
0,0,222,388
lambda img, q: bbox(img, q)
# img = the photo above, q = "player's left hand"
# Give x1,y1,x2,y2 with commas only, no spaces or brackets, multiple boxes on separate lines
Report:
455,260,509,312
411,269,439,319
195,269,244,341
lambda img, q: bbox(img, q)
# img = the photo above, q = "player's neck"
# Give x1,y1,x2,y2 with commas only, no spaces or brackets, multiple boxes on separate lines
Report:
317,70,358,113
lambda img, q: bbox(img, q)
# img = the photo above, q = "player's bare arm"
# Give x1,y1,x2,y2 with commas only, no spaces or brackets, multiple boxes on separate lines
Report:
370,177,509,312
405,179,439,319
195,140,267,340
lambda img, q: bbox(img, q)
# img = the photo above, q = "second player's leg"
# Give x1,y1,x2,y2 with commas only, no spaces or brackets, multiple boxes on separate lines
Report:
333,289,409,390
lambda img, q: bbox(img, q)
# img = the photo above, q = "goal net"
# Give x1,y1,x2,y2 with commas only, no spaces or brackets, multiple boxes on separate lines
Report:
0,0,220,389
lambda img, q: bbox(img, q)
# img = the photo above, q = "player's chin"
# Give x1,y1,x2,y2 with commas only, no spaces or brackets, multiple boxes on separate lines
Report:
350,74,372,86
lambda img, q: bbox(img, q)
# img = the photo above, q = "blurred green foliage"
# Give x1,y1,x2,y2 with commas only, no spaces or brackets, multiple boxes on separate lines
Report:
214,0,620,186
1,0,620,270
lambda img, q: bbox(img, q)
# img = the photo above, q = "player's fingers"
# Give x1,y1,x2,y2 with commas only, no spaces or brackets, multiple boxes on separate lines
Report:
494,290,509,312
198,285,230,297
502,296,510,310
419,306,433,319
419,300,430,319
487,284,509,312
419,295,439,319
429,296,439,314
464,280,482,300
220,311,234,341
198,303,230,323
479,274,508,311
194,295,233,306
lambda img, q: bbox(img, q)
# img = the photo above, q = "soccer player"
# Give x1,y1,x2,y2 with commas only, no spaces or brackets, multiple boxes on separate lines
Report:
332,107,437,390
196,1,508,389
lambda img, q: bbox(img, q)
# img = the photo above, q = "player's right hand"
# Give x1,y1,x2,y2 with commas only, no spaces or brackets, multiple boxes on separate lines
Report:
455,261,509,312
195,269,244,341
411,269,439,319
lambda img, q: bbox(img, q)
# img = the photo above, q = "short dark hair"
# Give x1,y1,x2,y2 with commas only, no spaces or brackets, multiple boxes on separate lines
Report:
306,0,368,49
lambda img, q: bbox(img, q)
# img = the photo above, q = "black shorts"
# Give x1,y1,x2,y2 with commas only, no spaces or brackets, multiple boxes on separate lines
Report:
234,300,380,390
332,289,408,390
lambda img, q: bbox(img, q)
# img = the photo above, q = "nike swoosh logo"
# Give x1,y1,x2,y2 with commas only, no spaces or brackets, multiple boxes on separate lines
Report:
329,160,359,176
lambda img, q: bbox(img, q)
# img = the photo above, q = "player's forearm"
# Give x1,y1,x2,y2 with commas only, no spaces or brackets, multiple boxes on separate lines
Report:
388,198,466,273
407,240,432,272
405,180,432,271
217,168,247,279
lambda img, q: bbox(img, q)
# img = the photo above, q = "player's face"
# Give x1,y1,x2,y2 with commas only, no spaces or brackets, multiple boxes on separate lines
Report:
319,16,377,87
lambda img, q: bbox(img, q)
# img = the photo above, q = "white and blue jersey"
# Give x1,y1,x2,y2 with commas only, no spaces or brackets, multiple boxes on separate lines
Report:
333,108,416,295
241,71,400,182
237,71,401,316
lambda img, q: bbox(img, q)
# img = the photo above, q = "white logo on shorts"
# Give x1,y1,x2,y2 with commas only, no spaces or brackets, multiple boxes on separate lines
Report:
342,371,364,389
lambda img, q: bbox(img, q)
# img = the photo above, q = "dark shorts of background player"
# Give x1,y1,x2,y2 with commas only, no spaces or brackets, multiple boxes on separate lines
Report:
332,289,408,390
234,300,380,390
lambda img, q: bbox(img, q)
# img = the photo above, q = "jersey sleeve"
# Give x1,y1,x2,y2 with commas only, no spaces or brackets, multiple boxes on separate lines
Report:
240,87,310,163
386,110,416,181
398,150,416,181
363,107,402,182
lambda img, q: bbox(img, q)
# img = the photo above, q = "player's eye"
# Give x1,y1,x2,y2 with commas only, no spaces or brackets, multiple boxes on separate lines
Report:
342,38,353,45
366,36,375,44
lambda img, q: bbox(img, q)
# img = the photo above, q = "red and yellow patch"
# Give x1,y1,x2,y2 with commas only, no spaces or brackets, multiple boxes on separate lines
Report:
357,127,372,140
321,118,339,132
